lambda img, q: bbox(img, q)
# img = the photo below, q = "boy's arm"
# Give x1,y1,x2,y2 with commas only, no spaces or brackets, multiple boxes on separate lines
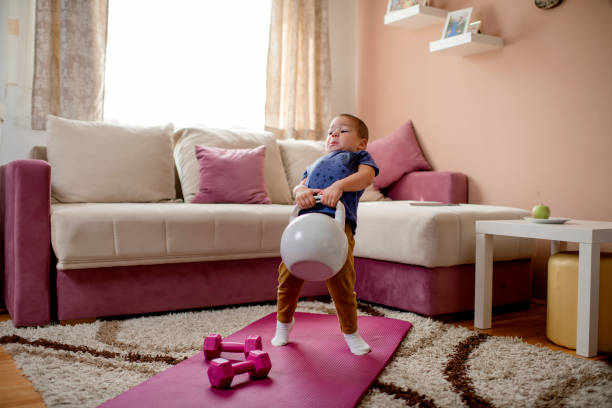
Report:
319,164,375,208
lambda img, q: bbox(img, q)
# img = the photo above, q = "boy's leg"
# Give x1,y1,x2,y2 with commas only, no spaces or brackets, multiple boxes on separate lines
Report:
326,226,370,355
272,261,304,346
276,261,305,323
326,225,358,334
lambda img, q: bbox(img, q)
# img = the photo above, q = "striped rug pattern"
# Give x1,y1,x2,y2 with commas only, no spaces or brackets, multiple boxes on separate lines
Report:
1,299,611,407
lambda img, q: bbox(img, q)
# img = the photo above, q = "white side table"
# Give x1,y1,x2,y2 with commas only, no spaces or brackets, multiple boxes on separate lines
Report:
474,219,612,357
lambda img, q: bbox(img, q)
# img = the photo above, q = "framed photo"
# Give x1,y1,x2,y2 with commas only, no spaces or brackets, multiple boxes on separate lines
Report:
387,0,419,13
442,7,472,39
468,20,481,34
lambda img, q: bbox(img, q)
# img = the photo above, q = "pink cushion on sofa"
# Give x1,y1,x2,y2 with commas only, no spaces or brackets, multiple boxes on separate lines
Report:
367,121,431,189
192,144,271,204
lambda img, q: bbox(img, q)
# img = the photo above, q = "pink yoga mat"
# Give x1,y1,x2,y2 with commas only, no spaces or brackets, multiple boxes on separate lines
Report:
99,312,412,408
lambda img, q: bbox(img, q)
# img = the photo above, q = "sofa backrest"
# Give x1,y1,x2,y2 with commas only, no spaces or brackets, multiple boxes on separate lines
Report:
31,145,185,200
173,127,293,204
31,117,390,204
44,116,177,203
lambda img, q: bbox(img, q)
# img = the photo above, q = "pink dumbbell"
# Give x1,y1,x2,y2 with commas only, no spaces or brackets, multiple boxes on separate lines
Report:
203,334,263,360
207,350,272,389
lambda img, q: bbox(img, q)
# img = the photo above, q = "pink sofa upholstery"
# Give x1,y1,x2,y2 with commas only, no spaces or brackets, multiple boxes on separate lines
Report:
1,159,531,327
1,160,52,326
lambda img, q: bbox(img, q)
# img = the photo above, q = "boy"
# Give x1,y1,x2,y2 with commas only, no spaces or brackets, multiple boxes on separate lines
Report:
272,114,379,355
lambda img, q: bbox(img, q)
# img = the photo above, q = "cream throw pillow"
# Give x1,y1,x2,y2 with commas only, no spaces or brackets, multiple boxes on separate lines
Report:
360,183,390,202
173,127,292,204
277,139,326,195
277,139,387,201
46,115,175,203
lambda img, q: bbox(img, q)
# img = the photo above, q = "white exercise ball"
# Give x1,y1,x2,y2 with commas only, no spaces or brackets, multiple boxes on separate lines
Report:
280,198,348,281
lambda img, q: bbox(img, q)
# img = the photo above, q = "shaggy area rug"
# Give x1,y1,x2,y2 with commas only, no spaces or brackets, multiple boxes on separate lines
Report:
1,299,611,408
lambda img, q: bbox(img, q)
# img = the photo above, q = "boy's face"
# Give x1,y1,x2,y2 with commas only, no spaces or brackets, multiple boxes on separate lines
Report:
326,116,367,153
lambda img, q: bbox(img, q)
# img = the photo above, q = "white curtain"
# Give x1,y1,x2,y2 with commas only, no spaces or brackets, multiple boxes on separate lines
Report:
0,0,39,164
1,0,36,130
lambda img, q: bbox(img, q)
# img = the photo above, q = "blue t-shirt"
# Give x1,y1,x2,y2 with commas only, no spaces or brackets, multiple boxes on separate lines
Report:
299,150,379,234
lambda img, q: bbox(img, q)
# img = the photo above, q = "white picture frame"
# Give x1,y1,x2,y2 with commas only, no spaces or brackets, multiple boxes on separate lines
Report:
468,20,481,34
387,0,419,14
441,7,472,39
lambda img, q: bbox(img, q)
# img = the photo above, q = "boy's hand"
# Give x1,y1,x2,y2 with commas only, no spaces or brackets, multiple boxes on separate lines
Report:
295,186,323,209
320,181,343,208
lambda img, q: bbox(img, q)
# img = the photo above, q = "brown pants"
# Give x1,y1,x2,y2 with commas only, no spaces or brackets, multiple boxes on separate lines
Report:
276,224,358,334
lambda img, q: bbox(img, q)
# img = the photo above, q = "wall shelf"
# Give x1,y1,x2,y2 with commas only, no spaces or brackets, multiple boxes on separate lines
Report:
429,32,503,56
384,5,447,29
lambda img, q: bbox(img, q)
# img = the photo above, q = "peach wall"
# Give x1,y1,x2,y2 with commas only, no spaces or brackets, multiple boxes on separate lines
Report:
357,0,612,299
329,0,358,116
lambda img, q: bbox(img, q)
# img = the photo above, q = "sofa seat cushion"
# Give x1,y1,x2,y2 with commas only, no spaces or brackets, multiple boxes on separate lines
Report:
51,201,536,271
51,203,293,270
354,201,536,267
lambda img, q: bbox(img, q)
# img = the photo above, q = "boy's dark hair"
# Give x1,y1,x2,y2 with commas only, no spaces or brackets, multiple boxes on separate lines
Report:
338,113,369,141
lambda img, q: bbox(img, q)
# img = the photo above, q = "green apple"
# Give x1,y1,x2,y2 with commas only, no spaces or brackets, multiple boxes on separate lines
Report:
532,204,550,219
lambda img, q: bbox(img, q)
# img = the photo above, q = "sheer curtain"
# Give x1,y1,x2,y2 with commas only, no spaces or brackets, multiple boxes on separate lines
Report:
31,0,108,130
265,0,332,140
29,0,331,135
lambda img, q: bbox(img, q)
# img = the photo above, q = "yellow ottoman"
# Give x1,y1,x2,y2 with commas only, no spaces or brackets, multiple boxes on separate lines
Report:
547,251,612,352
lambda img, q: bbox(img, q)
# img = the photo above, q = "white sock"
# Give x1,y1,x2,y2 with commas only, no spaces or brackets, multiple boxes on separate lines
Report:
343,331,371,355
271,319,295,346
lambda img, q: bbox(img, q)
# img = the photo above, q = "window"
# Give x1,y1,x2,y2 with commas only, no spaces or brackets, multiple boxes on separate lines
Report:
103,0,271,129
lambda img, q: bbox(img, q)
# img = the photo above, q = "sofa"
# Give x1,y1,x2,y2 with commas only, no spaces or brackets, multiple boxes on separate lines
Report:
0,116,535,327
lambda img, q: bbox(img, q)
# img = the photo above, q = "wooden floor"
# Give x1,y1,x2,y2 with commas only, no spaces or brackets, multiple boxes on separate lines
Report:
0,302,609,407
0,307,46,408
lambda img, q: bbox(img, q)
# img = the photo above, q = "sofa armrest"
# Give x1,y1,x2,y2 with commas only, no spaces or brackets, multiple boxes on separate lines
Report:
1,160,52,326
385,171,467,203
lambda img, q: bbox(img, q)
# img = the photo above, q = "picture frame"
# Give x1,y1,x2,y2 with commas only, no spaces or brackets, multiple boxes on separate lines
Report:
468,20,481,34
441,7,472,39
387,0,419,13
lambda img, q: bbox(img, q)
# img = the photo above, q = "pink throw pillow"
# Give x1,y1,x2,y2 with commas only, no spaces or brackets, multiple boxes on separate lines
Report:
192,144,271,204
367,120,431,189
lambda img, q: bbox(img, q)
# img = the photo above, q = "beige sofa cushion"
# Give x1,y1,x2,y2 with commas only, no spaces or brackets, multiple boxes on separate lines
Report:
277,139,326,195
50,201,535,270
360,183,390,202
173,127,292,204
277,138,387,201
51,203,293,270
354,202,536,267
46,115,175,203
